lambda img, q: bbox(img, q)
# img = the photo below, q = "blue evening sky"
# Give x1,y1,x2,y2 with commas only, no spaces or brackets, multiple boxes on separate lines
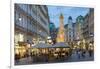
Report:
47,5,90,28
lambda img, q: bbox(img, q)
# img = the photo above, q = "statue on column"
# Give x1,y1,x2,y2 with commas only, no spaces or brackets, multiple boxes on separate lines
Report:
57,13,66,42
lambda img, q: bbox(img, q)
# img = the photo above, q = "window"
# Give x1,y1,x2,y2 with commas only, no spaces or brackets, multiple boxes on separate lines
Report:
23,4,28,13
15,11,19,25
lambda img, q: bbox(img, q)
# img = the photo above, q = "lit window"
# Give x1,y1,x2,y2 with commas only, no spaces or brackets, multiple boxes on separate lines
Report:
19,34,24,42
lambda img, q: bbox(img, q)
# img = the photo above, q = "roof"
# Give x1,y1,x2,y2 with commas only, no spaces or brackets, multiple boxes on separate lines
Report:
31,42,70,48
31,43,51,48
53,42,70,48
68,16,72,20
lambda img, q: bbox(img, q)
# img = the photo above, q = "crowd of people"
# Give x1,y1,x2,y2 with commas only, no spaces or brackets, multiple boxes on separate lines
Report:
76,48,93,59
72,42,94,59
15,40,94,64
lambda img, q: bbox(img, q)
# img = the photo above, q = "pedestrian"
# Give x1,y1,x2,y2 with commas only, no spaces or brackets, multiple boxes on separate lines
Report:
77,49,81,59
82,50,85,58
89,49,92,57
88,43,93,57
15,53,20,63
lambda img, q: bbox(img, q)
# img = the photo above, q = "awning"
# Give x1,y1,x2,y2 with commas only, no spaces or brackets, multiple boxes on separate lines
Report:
53,42,70,48
31,42,70,48
31,43,52,48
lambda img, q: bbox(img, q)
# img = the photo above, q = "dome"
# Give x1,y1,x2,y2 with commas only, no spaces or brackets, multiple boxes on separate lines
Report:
76,15,84,23
76,15,84,20
68,16,72,20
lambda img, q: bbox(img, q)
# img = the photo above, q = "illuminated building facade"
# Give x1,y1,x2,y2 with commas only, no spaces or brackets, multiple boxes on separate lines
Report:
15,4,50,44
14,4,50,56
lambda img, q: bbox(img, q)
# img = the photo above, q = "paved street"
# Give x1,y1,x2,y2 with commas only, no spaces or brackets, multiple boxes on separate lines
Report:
66,51,94,62
15,50,94,65
15,56,33,65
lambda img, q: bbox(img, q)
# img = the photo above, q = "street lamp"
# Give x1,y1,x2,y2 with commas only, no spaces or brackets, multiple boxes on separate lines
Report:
16,17,22,24
19,17,22,21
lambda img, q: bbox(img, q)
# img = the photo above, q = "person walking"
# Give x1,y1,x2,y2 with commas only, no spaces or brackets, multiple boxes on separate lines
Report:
81,49,86,58
88,48,93,57
88,43,93,57
77,49,81,59
15,53,20,64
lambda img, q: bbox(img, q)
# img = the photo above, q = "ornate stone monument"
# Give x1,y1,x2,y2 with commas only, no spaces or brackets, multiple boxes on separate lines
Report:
57,14,66,42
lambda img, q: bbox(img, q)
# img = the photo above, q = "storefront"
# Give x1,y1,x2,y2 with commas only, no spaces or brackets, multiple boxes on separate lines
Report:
31,42,71,59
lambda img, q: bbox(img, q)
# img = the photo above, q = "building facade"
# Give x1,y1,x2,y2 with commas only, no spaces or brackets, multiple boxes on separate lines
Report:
68,16,73,43
64,24,68,43
82,8,94,43
49,22,57,44
14,4,50,45
65,21,77,44
72,23,77,41
76,15,84,41
88,8,94,43
82,14,89,42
